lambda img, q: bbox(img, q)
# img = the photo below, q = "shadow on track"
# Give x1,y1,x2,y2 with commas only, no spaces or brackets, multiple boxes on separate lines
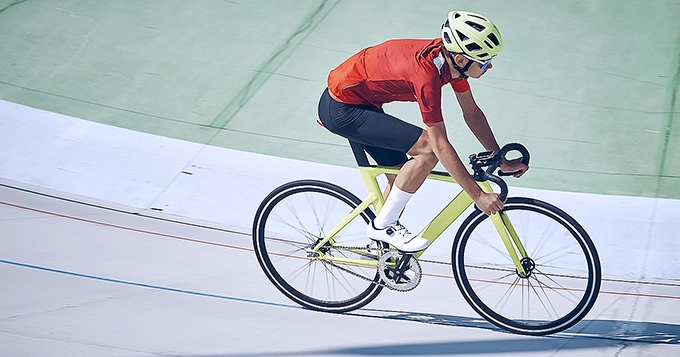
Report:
183,309,679,356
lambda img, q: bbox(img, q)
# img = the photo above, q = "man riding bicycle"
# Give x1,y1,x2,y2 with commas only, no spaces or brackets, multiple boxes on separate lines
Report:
317,11,528,253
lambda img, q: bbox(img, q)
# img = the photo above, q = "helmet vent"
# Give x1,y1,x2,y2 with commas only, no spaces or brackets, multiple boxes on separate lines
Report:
455,30,469,42
487,33,500,46
443,32,452,43
465,21,485,32
465,43,482,52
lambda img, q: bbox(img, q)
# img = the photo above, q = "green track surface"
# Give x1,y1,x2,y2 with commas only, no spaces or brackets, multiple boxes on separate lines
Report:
1,0,679,198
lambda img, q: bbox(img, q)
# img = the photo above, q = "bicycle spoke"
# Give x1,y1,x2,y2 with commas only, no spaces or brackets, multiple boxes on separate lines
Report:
532,236,578,265
466,268,517,294
264,236,309,251
254,181,383,312
283,259,317,286
320,261,360,297
454,198,600,335
494,275,522,313
270,210,317,244
531,267,584,303
470,230,515,264
282,198,312,237
530,222,559,259
304,192,326,238
526,278,559,321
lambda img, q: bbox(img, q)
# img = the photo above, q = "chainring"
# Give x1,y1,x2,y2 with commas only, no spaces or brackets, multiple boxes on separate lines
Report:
377,250,422,291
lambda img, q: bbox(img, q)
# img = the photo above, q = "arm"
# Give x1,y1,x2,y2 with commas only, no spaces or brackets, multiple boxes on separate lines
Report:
425,121,504,216
455,89,501,153
455,89,529,177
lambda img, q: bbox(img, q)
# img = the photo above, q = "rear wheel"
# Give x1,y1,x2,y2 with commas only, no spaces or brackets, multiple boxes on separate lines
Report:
253,180,385,312
453,197,601,335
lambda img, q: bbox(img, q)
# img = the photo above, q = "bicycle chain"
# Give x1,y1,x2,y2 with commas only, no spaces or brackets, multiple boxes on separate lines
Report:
318,245,418,291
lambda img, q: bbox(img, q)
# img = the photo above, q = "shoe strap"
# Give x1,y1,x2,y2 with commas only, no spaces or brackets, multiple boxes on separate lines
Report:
393,222,410,234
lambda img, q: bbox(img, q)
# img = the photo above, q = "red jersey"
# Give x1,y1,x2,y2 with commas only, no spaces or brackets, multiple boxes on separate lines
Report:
327,38,470,124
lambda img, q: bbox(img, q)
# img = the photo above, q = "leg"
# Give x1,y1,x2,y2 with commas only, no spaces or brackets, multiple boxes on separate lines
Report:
372,130,437,231
383,173,396,200
394,130,439,193
362,133,437,253
317,89,430,252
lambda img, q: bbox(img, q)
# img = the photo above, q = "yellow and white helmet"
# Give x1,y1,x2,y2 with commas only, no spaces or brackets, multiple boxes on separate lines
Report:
441,11,503,61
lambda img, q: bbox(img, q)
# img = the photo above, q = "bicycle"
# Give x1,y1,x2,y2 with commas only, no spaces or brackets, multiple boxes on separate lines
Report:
252,142,601,336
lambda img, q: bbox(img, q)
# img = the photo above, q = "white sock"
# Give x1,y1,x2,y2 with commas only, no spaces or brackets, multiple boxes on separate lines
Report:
373,185,413,229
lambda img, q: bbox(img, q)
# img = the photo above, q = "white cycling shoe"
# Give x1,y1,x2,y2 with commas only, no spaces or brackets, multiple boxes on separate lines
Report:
367,221,429,253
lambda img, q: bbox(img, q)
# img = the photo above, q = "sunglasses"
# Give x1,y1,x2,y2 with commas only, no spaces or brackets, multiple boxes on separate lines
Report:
462,54,493,70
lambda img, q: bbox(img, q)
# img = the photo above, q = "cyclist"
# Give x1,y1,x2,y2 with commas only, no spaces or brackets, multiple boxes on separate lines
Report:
317,11,528,252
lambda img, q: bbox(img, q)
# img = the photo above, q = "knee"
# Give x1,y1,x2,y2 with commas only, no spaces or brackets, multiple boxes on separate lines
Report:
410,134,438,167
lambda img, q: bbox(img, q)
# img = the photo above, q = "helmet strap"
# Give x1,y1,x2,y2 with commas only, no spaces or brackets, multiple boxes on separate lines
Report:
447,51,473,79
453,59,473,79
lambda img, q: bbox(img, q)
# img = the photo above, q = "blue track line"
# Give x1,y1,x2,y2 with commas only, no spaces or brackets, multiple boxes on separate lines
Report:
0,259,300,309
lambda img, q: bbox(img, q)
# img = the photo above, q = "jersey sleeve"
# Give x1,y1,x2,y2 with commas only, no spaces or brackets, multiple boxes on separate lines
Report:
416,79,445,124
450,78,470,93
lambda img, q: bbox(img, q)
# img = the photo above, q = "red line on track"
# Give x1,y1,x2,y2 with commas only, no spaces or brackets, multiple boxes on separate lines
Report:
3,200,679,301
0,201,252,252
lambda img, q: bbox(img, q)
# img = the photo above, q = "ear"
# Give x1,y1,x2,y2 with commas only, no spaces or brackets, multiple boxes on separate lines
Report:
453,54,467,66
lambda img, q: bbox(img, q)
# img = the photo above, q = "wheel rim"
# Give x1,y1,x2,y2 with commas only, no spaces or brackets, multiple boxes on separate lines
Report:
455,199,600,334
255,184,383,310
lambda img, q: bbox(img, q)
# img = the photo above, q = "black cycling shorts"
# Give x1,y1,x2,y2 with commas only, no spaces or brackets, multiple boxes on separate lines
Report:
317,88,422,166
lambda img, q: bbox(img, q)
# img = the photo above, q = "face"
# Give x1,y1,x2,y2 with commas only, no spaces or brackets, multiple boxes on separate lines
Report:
447,52,493,79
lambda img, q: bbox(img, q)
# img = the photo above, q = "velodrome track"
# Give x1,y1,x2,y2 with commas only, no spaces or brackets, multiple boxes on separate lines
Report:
1,101,679,356
1,1,679,355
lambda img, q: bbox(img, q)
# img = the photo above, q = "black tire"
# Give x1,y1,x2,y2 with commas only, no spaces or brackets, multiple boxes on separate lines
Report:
253,180,386,312
452,197,601,335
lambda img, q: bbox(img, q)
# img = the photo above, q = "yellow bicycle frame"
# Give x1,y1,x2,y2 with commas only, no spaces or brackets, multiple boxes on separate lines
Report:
312,166,529,275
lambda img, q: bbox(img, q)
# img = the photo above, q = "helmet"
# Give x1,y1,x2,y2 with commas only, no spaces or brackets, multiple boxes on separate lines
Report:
441,11,503,61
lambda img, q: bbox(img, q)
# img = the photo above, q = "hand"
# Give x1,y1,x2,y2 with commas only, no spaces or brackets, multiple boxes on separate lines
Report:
500,158,529,178
475,192,504,216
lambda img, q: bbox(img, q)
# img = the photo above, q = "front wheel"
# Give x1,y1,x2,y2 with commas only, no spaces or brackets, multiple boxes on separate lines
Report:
452,197,601,335
253,180,386,312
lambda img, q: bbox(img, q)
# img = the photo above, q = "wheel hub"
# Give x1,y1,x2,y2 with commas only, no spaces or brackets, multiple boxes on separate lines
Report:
307,237,332,257
516,257,536,278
